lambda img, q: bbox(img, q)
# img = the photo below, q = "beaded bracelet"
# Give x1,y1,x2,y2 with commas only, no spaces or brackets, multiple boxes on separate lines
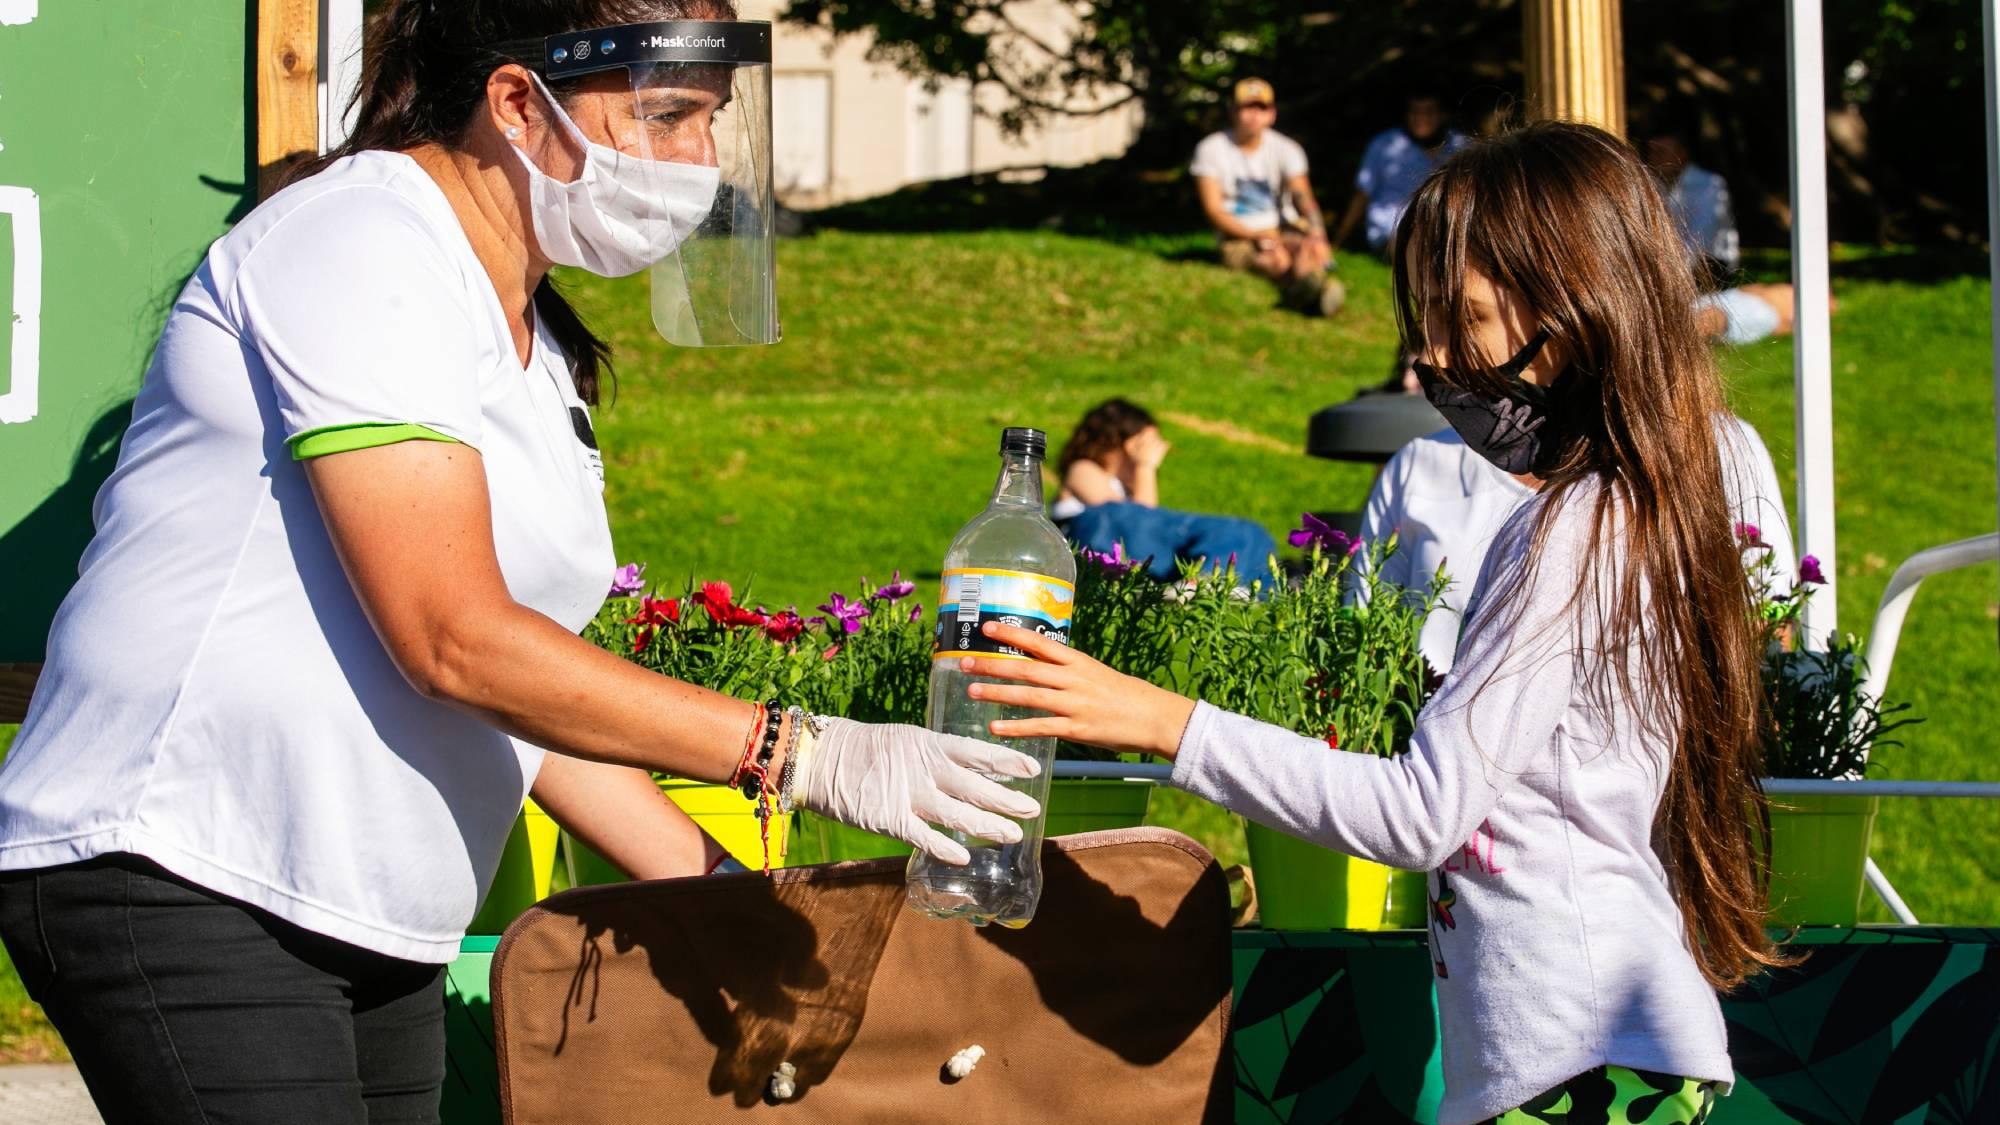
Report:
735,700,784,802
726,700,766,793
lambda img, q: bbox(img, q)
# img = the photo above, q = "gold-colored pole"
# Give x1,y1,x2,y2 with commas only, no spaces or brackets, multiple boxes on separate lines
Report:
1523,0,1626,137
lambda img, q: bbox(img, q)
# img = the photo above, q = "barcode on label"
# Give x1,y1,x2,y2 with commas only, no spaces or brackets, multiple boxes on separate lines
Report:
956,574,983,625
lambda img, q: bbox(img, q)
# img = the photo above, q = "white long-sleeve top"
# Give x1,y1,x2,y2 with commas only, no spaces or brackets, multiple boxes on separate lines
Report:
1174,481,1733,1124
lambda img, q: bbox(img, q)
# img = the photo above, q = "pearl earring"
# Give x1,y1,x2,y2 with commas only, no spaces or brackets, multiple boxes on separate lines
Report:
507,126,522,139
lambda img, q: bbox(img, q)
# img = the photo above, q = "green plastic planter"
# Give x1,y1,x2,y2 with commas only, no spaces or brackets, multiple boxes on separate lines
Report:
791,778,1154,865
467,801,559,935
1765,793,1879,927
1380,867,1430,929
566,778,790,886
1244,819,1398,930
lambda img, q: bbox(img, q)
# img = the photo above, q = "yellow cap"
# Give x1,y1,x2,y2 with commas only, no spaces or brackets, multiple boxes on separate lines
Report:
1233,78,1275,107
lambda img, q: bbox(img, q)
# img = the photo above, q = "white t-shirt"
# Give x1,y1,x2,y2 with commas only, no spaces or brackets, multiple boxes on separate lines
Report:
1667,164,1739,270
1050,474,1127,522
1355,127,1468,251
0,151,614,962
1358,418,1794,674
1190,129,1309,233
1177,477,1736,1123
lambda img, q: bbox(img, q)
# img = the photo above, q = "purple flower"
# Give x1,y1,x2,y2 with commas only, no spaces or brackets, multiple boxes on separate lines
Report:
868,569,918,603
608,562,646,597
818,591,872,635
909,602,924,623
1733,522,1763,548
1081,542,1132,574
1799,555,1826,586
1288,513,1359,556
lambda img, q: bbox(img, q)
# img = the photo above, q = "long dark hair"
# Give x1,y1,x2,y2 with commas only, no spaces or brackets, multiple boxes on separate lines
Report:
1057,398,1157,474
1392,122,1790,990
289,0,734,404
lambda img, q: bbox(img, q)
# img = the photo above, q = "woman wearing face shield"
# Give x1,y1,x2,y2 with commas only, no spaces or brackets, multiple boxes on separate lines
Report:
0,3,1036,1121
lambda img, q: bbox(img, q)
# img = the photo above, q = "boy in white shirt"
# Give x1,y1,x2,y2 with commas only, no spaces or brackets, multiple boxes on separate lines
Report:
1358,420,1797,674
1191,78,1343,316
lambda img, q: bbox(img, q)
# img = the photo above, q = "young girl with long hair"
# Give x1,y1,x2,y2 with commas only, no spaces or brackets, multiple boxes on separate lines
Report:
965,122,1783,1124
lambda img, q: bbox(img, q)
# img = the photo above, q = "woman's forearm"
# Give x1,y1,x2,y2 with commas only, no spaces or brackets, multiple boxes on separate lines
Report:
531,753,725,879
424,602,760,783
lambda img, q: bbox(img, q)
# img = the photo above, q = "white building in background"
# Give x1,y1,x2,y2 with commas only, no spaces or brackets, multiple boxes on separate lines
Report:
742,0,1143,208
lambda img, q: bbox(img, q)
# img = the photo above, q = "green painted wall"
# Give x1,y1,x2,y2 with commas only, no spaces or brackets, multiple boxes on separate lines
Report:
0,2,253,660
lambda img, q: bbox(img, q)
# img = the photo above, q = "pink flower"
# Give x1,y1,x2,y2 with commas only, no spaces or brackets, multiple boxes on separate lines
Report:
909,602,924,624
1799,555,1826,586
1733,522,1763,548
1288,513,1359,556
818,592,871,635
608,562,646,597
1081,542,1134,574
868,570,918,603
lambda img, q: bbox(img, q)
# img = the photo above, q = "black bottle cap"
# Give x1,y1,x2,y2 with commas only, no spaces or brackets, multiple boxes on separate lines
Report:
1000,427,1047,458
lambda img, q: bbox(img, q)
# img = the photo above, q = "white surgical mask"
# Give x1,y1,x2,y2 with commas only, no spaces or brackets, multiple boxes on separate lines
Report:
511,74,722,278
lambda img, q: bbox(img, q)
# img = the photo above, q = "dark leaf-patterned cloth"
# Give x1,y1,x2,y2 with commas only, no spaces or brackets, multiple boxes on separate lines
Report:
1230,928,2000,1123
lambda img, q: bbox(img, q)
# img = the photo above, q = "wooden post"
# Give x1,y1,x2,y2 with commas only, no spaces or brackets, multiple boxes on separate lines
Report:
257,0,320,198
1522,0,1626,137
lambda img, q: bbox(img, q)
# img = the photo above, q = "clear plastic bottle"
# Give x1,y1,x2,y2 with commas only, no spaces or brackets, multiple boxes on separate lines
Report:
907,427,1076,927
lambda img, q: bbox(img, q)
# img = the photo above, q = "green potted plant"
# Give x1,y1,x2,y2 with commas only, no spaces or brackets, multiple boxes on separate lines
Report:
1202,519,1441,931
577,567,846,879
1745,529,1918,926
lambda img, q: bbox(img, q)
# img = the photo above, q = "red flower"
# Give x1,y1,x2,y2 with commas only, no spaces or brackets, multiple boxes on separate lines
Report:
628,596,681,628
1325,724,1340,750
625,596,682,654
692,581,767,628
764,608,806,644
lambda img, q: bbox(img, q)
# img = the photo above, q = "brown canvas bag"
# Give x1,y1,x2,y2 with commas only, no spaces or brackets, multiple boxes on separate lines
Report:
492,827,1233,1123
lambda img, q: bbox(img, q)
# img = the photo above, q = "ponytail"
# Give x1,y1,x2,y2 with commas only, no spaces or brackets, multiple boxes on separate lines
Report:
284,0,733,404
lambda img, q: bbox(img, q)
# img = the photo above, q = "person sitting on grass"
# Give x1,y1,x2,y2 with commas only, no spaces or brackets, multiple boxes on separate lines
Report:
1332,90,1469,257
1052,398,1278,588
1643,125,1816,347
1191,78,1344,318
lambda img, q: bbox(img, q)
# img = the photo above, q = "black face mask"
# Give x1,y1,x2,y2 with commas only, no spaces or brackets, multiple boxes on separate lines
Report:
1412,329,1580,475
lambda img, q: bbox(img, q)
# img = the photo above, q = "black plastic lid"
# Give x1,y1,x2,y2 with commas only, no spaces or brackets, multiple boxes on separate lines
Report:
1000,427,1047,457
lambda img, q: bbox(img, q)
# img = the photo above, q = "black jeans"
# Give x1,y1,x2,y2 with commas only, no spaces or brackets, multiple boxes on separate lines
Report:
0,853,445,1124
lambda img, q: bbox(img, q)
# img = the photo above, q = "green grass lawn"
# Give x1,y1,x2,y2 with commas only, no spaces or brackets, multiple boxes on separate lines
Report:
1,229,1994,1057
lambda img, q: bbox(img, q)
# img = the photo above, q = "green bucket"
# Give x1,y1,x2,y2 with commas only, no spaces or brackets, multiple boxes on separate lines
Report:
468,801,559,935
566,778,790,886
1244,818,1396,930
1380,867,1430,929
1765,793,1879,927
791,778,1154,865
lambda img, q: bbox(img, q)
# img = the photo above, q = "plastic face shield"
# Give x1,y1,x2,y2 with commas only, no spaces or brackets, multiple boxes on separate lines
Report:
541,21,778,347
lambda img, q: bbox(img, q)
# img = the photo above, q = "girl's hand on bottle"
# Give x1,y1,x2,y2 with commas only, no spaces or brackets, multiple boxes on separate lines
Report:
795,716,1044,866
959,623,1197,762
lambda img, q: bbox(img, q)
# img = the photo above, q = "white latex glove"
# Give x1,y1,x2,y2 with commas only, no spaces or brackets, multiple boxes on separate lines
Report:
792,717,1043,865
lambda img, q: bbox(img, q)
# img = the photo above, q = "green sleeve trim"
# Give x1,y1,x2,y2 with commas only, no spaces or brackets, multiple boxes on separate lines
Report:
289,422,460,461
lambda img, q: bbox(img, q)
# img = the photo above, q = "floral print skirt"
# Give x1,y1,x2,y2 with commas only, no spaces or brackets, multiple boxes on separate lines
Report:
1481,1064,1719,1124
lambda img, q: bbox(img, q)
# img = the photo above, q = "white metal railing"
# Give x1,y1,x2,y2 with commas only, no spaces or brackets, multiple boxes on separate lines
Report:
1860,534,2000,703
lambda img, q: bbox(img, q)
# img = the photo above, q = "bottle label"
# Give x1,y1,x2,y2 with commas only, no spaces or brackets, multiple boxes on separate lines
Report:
933,568,1074,659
